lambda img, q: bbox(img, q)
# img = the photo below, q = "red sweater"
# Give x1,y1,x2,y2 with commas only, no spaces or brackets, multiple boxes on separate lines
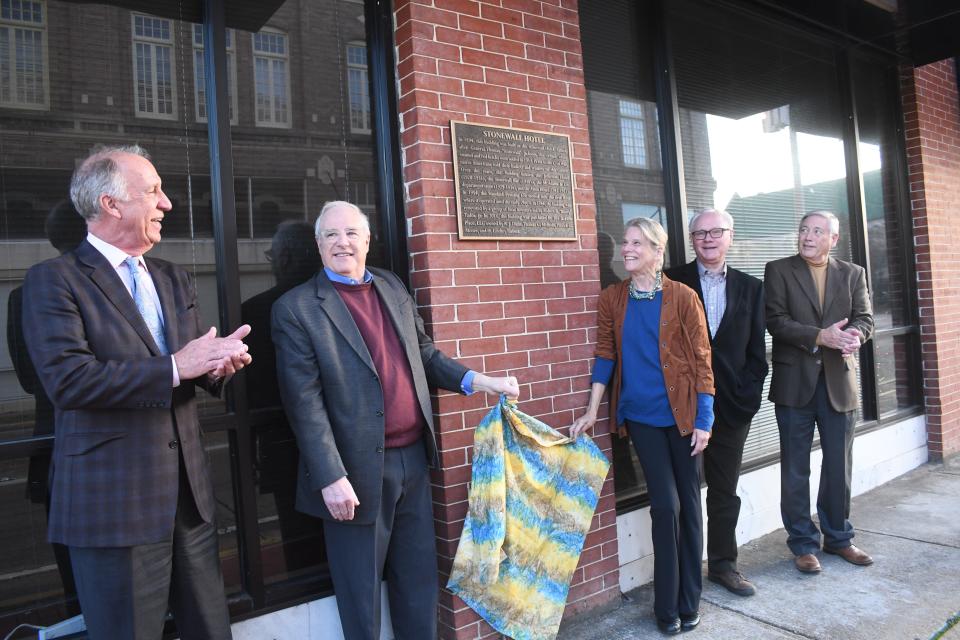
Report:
332,281,427,448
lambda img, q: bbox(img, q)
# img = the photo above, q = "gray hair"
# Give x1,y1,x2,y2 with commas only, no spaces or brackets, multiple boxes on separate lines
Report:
70,144,150,221
624,216,668,249
314,200,370,237
800,210,840,235
689,208,734,231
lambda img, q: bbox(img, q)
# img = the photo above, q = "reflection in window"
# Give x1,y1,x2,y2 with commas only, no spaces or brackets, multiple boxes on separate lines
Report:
193,25,237,124
132,13,175,118
253,29,290,127
619,99,646,168
347,43,370,133
0,0,46,109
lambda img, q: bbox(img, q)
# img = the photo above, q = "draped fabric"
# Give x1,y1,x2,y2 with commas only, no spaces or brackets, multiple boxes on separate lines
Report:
448,397,611,640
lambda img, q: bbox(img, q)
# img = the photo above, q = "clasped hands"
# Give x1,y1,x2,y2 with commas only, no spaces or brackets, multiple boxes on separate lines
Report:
174,324,253,380
817,318,862,357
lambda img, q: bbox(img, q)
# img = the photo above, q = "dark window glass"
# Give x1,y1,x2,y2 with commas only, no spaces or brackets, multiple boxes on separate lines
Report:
231,0,383,590
671,0,851,464
581,0,665,503
851,58,920,415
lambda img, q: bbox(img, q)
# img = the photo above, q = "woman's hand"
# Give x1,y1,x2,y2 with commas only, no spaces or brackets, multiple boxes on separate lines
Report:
691,428,711,456
569,410,597,439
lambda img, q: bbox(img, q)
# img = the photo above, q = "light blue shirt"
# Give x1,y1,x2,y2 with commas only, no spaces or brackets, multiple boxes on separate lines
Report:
86,233,180,386
697,260,727,338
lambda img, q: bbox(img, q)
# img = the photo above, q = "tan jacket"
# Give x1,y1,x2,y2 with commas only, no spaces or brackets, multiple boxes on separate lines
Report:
764,254,873,412
595,275,715,437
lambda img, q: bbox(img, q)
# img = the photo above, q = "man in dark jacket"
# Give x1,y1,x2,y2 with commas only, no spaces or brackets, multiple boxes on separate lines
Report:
272,201,519,640
666,208,768,596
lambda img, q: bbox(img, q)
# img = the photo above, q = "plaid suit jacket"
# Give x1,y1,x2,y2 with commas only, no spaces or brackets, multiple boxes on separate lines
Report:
23,239,219,547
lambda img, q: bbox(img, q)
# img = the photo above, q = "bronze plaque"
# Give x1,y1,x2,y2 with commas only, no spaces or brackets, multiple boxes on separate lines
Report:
451,121,577,241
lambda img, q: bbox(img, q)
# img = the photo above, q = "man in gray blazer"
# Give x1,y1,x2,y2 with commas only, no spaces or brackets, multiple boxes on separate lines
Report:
23,145,251,639
764,211,874,574
272,201,519,640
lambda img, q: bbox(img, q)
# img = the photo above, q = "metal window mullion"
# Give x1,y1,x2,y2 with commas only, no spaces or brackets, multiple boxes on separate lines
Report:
837,48,878,422
651,0,689,265
202,0,262,610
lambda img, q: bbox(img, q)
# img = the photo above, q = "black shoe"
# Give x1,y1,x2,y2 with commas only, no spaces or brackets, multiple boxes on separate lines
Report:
708,569,757,596
680,612,701,631
657,617,682,635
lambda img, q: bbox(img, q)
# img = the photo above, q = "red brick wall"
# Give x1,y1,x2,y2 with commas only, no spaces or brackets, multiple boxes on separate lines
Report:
900,59,960,460
393,0,619,637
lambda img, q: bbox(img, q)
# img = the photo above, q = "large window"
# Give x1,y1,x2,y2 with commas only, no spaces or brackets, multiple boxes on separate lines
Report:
132,13,175,119
0,0,392,633
580,0,921,509
581,0,667,503
347,42,370,133
252,29,290,127
0,0,46,109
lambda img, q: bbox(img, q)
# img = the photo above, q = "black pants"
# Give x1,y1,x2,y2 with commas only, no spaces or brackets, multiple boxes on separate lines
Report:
323,442,438,640
703,420,750,574
628,421,703,621
776,374,856,556
70,466,232,640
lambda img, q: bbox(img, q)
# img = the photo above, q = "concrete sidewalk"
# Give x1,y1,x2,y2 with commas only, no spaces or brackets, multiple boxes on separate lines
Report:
559,456,960,640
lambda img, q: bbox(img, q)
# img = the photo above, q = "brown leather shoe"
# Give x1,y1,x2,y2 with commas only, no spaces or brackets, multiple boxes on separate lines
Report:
708,570,757,596
795,553,822,573
824,544,874,566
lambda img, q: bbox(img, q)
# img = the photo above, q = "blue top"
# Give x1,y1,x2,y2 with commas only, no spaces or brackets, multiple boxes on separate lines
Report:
324,267,476,394
591,293,713,432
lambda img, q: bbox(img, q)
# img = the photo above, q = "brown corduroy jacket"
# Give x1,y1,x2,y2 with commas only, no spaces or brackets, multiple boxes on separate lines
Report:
595,275,715,437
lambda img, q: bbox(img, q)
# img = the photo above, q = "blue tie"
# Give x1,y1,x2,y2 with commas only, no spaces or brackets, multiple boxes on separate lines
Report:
124,257,168,355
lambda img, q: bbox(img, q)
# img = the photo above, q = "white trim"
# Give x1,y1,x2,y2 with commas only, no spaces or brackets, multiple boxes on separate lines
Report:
231,582,394,639
251,28,291,129
0,0,48,110
131,13,177,121
617,415,928,592
192,24,238,125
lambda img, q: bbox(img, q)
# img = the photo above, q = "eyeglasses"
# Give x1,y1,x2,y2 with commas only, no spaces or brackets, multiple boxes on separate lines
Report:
690,227,729,240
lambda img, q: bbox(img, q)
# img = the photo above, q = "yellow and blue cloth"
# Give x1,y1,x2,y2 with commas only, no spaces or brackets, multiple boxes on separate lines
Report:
448,396,611,640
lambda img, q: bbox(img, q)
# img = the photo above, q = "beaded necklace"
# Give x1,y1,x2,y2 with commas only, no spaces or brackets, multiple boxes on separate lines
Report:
628,270,663,301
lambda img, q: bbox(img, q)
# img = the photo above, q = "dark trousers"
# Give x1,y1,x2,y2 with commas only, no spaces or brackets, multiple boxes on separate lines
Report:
324,442,438,640
69,466,232,640
627,421,703,621
703,420,750,574
776,374,856,556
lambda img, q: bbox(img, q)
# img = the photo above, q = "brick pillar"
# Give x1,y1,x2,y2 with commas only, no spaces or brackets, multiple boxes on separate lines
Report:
900,59,960,460
393,1,620,637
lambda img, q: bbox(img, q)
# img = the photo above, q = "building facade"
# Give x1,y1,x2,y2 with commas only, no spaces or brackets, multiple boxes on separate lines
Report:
0,0,957,637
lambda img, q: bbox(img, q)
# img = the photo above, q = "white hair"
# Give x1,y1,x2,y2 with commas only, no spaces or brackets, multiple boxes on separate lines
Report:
689,208,734,231
314,200,370,237
800,210,840,235
70,144,150,221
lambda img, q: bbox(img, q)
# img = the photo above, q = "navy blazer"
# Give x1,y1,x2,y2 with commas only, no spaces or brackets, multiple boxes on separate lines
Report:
666,260,768,430
271,267,468,525
22,239,219,547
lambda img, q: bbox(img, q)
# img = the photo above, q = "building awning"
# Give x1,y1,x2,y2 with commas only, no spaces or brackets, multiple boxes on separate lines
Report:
757,0,959,67
64,0,286,32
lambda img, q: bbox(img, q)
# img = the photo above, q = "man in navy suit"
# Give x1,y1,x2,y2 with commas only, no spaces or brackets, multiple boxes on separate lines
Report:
666,208,768,596
23,145,251,640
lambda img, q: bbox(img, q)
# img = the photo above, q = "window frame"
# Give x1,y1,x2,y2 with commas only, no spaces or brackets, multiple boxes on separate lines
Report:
251,27,291,129
0,0,48,110
130,12,177,120
193,24,238,125
619,98,647,168
346,41,370,134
